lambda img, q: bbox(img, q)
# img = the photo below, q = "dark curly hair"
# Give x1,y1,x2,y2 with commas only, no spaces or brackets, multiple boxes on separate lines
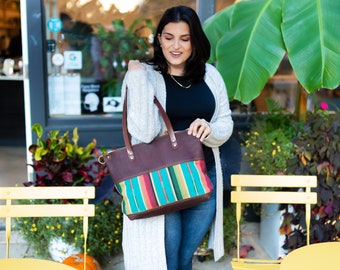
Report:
148,6,210,83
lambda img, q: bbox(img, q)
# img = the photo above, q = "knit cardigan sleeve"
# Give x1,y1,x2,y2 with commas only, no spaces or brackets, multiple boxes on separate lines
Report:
121,64,167,144
203,64,234,148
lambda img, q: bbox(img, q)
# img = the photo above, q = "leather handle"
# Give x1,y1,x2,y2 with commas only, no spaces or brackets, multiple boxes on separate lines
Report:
123,87,178,160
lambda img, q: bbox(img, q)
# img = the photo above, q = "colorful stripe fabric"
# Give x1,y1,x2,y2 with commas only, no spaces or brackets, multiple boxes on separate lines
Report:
115,160,212,217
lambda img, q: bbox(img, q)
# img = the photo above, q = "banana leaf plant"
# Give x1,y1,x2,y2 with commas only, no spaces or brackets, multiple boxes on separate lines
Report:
203,0,340,120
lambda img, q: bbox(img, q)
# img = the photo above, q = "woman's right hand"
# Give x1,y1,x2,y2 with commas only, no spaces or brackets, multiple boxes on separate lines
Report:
128,60,146,71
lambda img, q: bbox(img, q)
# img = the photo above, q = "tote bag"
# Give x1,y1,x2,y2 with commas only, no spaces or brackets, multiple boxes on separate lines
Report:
98,91,213,220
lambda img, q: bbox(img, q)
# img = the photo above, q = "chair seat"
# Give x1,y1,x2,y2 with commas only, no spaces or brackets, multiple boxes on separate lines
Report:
0,258,76,270
280,242,340,270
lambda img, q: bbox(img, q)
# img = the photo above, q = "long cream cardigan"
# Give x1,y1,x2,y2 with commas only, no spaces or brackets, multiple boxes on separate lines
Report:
120,63,234,270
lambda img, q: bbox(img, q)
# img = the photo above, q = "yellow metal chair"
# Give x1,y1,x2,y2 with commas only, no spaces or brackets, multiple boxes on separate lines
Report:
0,186,95,270
230,174,317,270
279,241,340,270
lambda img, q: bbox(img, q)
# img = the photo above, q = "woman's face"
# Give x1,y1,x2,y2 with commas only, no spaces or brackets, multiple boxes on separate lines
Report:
158,21,192,75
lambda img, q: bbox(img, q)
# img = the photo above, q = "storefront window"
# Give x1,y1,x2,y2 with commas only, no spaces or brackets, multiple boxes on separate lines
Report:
45,0,196,117
0,0,22,77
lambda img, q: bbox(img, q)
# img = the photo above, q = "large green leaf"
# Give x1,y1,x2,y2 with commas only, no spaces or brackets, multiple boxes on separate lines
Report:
204,0,286,103
203,0,340,104
204,5,235,63
282,0,340,91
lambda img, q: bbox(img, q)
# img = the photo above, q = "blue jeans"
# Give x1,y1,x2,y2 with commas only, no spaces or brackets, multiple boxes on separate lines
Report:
165,166,216,270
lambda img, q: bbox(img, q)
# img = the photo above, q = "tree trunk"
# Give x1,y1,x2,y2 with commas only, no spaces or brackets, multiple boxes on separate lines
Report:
294,82,308,122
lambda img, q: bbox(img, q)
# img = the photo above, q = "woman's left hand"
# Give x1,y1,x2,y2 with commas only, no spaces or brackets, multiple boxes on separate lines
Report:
188,118,211,142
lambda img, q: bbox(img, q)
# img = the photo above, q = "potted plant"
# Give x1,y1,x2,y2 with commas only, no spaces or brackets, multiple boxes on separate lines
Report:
241,98,303,258
242,99,301,176
283,102,340,250
14,123,123,265
14,195,122,264
94,18,154,113
24,123,105,187
241,100,340,255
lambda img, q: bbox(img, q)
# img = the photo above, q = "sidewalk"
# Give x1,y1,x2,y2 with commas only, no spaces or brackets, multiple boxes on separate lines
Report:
0,222,267,270
98,222,267,270
0,146,271,269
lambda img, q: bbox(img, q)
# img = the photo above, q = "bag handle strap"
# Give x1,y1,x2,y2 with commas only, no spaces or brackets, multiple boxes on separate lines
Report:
123,87,178,160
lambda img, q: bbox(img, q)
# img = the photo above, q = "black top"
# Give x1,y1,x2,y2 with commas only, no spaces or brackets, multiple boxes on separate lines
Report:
163,73,216,168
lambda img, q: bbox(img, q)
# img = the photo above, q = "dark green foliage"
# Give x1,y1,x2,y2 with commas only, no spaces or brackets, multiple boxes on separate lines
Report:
286,104,340,245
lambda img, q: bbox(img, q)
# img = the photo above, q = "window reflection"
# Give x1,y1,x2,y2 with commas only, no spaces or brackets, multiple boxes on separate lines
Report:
0,0,22,77
45,0,196,117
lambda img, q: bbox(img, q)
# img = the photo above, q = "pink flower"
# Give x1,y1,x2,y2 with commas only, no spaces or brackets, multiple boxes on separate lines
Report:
320,102,329,110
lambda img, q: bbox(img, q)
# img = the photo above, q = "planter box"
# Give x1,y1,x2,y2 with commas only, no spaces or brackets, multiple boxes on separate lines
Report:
260,204,286,259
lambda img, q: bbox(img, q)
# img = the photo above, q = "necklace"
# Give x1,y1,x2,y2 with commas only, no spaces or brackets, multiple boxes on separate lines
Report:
170,74,192,89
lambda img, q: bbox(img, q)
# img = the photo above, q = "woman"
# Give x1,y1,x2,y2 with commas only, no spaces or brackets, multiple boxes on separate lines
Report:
121,6,233,270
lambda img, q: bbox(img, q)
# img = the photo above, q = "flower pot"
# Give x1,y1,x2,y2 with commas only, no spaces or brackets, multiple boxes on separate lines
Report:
48,237,81,262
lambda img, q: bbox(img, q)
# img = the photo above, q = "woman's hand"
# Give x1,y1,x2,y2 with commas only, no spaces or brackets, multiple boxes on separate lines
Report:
188,118,212,142
128,60,146,71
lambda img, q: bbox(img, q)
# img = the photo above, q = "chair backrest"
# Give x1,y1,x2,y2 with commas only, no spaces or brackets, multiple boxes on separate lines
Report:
230,174,317,270
0,186,95,268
